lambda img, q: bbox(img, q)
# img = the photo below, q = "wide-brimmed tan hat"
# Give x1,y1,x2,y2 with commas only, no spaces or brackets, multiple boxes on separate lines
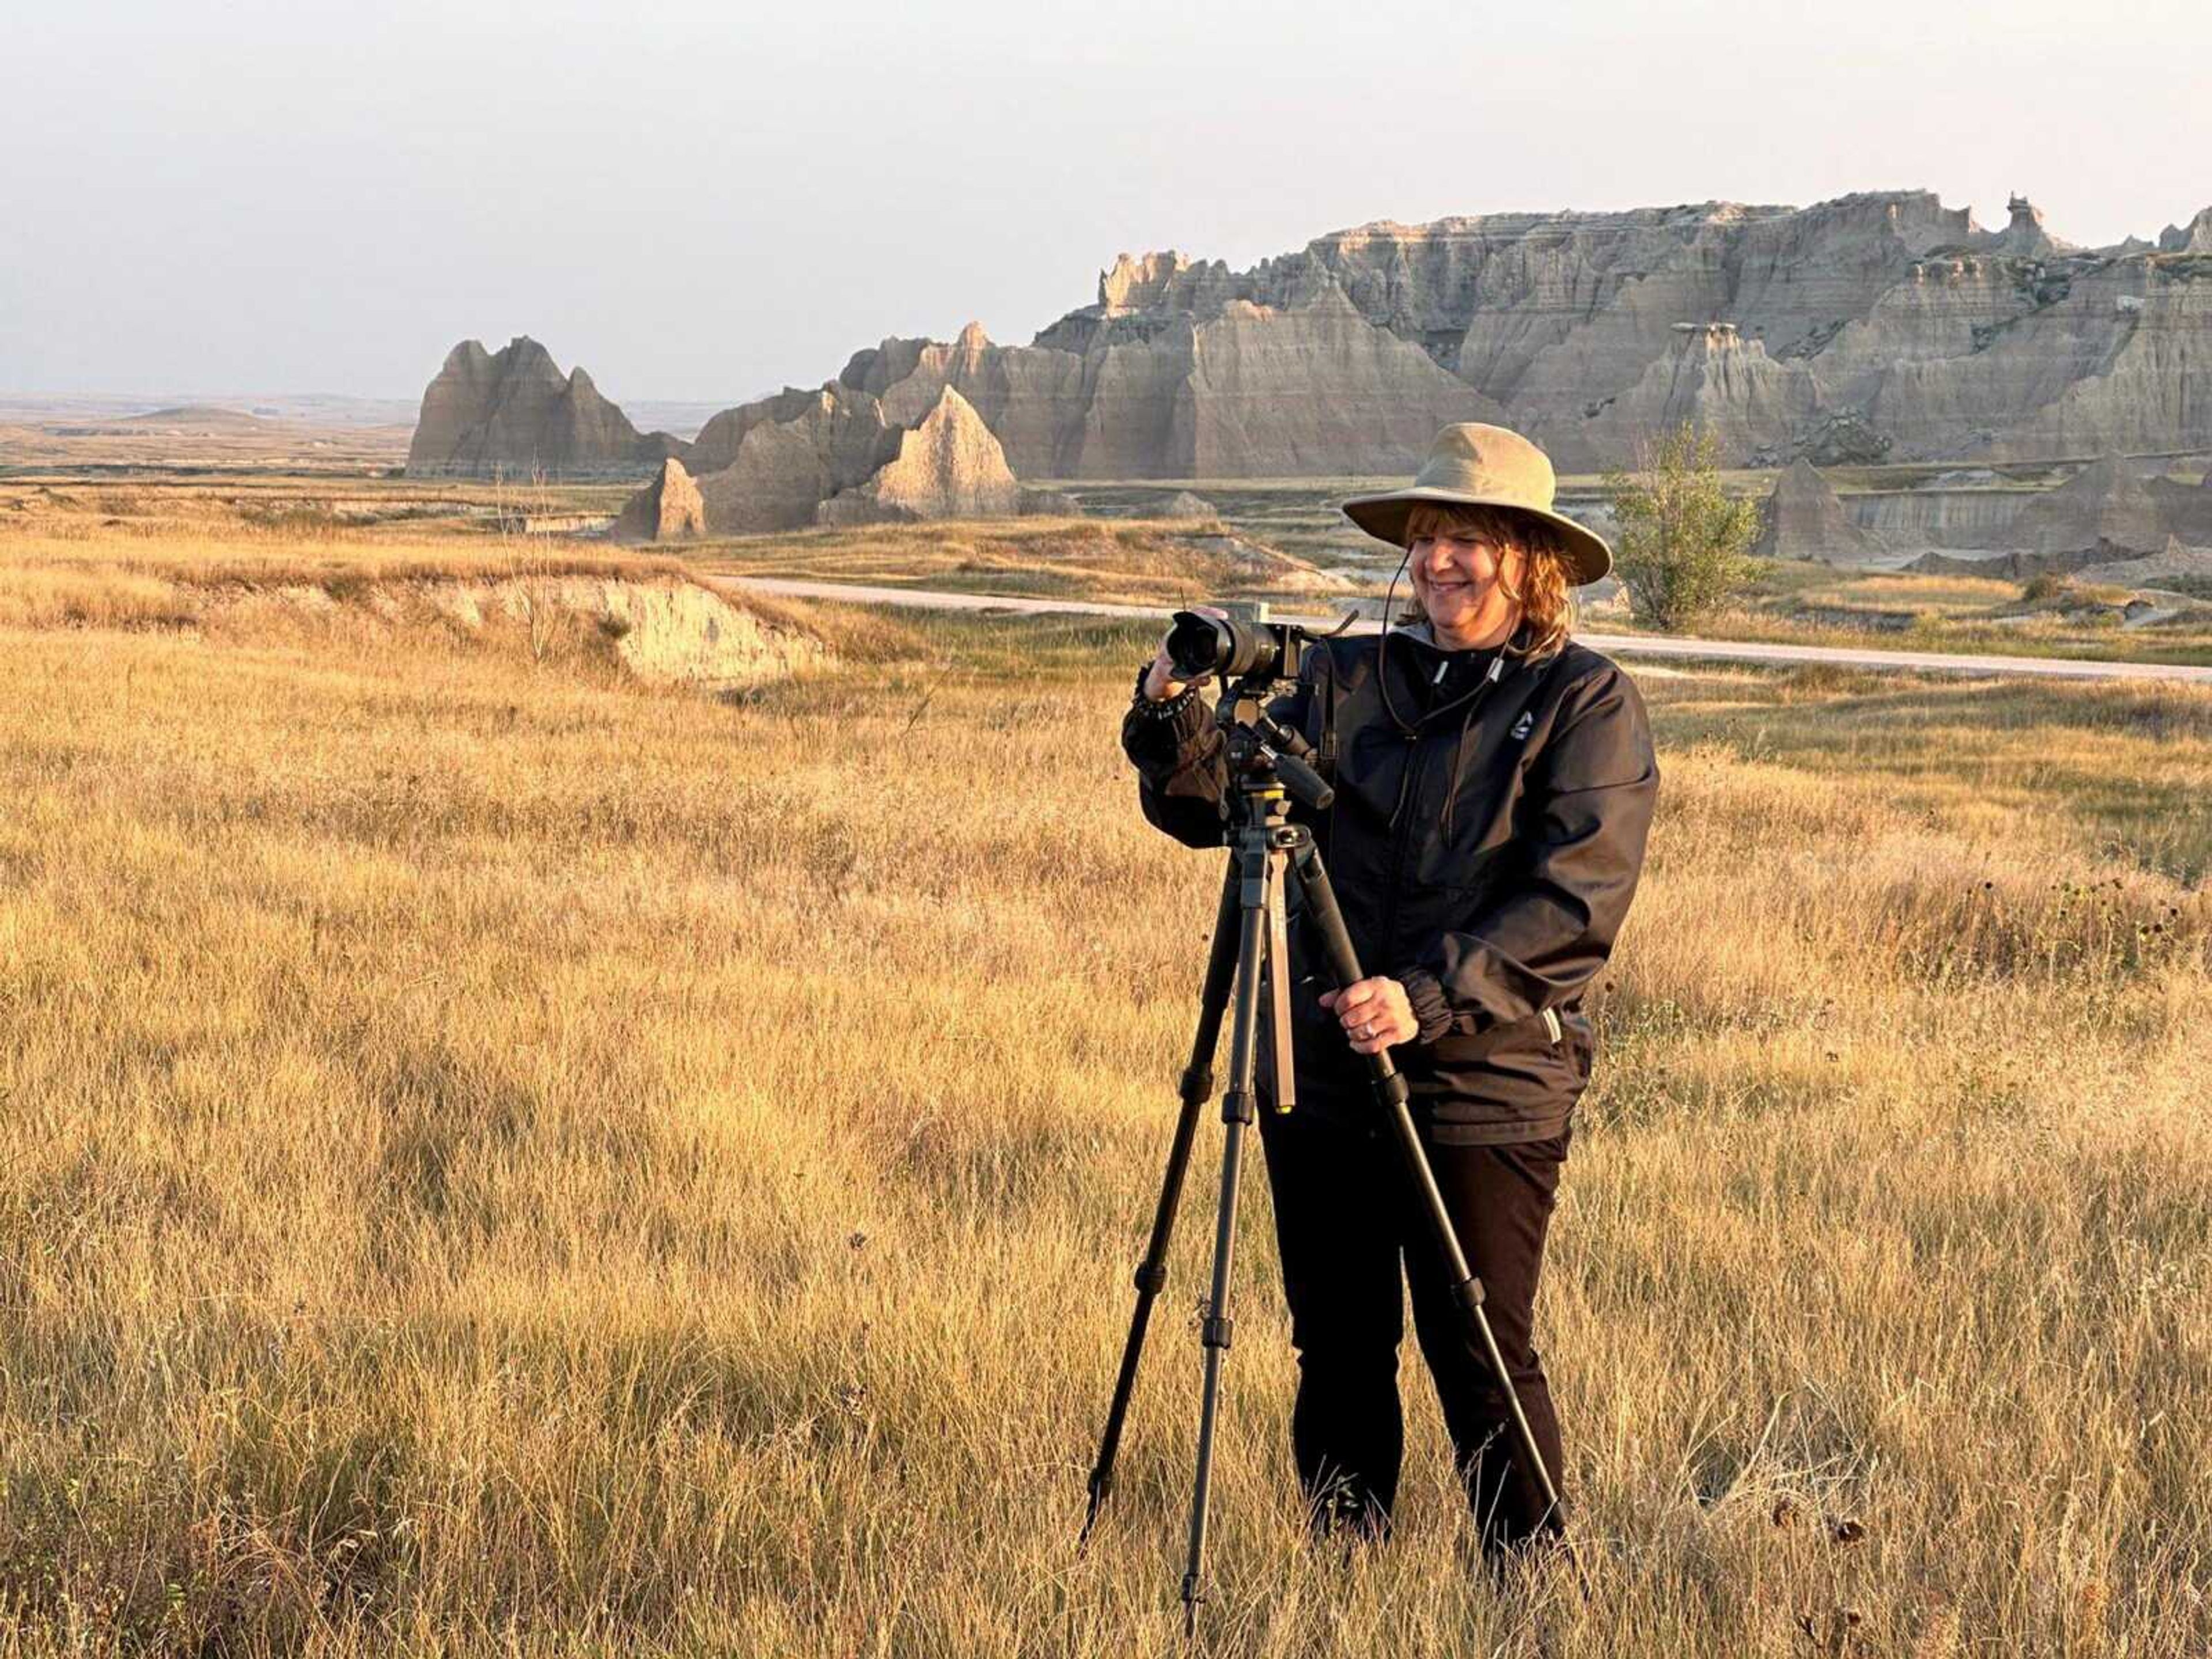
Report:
1341,423,1612,585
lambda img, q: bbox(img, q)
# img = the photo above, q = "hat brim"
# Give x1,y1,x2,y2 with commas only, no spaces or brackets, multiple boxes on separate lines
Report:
1340,488,1613,586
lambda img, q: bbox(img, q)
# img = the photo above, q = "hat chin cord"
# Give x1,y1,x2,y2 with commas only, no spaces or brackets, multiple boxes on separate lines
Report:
1377,541,1538,738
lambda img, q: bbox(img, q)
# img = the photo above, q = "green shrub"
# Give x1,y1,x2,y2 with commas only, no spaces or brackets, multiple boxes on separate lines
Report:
1601,424,1759,630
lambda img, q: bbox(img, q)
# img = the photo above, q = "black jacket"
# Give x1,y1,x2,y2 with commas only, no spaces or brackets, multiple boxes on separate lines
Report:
1122,627,1658,1144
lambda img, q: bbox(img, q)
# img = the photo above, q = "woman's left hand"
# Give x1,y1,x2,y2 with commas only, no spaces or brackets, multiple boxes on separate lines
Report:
1318,977,1416,1054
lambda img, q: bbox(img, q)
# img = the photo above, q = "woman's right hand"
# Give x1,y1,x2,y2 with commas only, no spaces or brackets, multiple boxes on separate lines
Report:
1141,647,1194,703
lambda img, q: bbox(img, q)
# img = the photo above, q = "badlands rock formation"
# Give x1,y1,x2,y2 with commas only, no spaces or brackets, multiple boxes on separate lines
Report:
1768,454,2212,570
1753,460,1885,563
410,189,2212,483
834,280,1499,478
616,383,1031,537
691,384,902,533
2003,456,2168,557
815,387,1022,525
1906,546,2108,581
807,191,2212,475
406,338,678,478
1906,457,2191,575
612,458,707,541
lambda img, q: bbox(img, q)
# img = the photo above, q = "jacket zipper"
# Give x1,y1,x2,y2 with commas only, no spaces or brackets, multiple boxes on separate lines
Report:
1379,728,1428,966
1379,652,1471,966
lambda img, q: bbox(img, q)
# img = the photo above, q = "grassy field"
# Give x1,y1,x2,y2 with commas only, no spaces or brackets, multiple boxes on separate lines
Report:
702,490,2212,668
1603,565,2212,669
17,467,2212,668
2,495,2210,1656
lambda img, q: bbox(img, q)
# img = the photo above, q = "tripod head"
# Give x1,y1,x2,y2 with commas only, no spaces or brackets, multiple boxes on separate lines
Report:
1193,604,1335,817
1216,693,1334,815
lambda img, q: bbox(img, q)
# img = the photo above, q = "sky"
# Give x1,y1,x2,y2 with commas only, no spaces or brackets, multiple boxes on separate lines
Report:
5,0,2209,407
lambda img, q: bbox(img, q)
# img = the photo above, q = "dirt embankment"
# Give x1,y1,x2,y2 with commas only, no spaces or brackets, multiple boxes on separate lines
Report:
204,573,831,690
211,579,823,690
0,550,835,692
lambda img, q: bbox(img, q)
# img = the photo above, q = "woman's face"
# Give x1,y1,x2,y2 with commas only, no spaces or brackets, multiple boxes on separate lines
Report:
1408,521,1524,646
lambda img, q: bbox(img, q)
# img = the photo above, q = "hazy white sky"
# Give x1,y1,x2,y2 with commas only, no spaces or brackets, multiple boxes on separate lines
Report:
5,0,2208,404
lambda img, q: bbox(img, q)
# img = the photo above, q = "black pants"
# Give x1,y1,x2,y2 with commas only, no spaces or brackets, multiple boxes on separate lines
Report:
1256,1104,1569,1553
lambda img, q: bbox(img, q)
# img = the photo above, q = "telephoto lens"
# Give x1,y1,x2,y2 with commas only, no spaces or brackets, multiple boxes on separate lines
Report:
1166,607,1298,683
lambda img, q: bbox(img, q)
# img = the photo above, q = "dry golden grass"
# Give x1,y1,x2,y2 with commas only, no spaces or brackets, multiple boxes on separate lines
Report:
1778,571,2028,615
1611,565,2212,668
1,499,2210,1657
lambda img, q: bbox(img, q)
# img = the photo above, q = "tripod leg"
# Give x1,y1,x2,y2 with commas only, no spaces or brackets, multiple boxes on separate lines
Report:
1181,834,1274,1634
1083,862,1243,1546
1264,869,1296,1116
1286,838,1568,1529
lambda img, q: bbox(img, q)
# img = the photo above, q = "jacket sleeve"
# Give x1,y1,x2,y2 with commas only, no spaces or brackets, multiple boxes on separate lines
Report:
1396,664,1658,1036
1120,656,1319,851
1122,684,1230,849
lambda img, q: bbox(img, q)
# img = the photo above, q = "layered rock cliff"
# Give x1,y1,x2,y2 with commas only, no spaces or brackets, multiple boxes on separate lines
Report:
813,191,2212,475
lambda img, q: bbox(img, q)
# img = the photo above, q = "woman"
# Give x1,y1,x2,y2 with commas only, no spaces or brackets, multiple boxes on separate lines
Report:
1120,422,1657,1557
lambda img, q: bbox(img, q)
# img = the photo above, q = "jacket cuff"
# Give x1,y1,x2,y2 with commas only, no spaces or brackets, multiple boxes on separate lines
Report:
1121,688,1209,770
1396,967,1454,1044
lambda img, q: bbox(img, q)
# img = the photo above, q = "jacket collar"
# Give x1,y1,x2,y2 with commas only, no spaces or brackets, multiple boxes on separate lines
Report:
1390,616,1566,664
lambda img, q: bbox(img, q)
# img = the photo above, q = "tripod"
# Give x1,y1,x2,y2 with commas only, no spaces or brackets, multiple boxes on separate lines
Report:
1080,680,1565,1634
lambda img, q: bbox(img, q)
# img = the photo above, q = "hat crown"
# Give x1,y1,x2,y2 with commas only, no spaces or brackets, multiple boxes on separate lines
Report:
1413,423,1557,512
1337,419,1611,585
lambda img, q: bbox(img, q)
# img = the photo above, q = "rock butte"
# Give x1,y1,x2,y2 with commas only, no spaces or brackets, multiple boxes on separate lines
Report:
815,387,1025,527
612,458,707,543
1754,460,1887,565
408,189,2212,487
2003,457,2170,558
406,338,680,479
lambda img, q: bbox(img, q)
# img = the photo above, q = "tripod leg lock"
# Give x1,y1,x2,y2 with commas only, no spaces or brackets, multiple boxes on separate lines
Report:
1220,1089,1256,1126
1452,1275,1486,1312
1133,1263,1168,1294
1177,1064,1213,1105
1201,1313,1234,1350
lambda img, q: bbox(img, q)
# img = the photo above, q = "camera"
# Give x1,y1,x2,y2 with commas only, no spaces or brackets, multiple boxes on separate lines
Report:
1165,602,1311,684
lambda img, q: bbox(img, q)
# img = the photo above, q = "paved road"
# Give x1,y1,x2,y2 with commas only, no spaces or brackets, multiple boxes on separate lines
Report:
722,575,2212,686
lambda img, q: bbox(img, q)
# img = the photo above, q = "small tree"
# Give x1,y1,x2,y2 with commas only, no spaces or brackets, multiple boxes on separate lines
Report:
1601,423,1760,630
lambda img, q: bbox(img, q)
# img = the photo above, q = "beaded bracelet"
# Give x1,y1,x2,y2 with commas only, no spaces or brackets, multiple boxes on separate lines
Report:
1128,660,1202,721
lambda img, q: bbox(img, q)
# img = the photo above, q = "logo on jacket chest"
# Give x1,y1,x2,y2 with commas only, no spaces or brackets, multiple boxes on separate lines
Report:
1509,710,1535,741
